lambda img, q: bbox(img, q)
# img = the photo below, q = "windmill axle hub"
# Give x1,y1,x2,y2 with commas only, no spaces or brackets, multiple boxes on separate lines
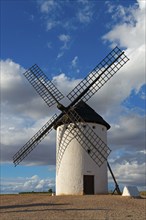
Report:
57,103,67,112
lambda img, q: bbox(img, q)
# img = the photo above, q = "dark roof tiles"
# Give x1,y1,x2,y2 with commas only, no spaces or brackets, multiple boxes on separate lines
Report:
55,101,110,130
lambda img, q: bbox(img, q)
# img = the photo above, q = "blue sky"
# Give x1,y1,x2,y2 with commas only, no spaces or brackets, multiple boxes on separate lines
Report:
1,0,145,194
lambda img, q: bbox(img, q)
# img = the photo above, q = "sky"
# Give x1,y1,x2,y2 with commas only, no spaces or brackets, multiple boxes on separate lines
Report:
0,0,145,194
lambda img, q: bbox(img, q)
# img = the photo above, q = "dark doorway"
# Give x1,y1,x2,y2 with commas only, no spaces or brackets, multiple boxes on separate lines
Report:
83,175,94,195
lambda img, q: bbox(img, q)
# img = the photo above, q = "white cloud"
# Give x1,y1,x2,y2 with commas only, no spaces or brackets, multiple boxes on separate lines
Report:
57,52,64,59
103,0,145,49
108,161,146,190
1,59,58,165
77,10,92,24
1,59,52,118
101,0,146,191
0,59,81,165
137,0,146,10
38,0,61,31
71,56,78,68
70,56,80,74
77,0,94,24
1,59,24,90
88,47,145,118
1,111,56,165
58,34,71,49
105,1,137,26
39,0,58,13
46,19,58,31
52,73,81,97
88,0,145,118
58,34,70,42
108,112,145,151
57,34,71,58
1,175,55,193
38,0,95,32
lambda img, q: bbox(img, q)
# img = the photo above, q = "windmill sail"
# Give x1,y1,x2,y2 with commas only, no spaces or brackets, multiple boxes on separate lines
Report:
13,114,58,166
13,47,129,167
67,47,129,104
24,64,64,107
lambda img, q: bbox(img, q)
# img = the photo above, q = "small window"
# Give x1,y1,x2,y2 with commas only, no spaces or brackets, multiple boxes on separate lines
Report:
92,125,96,129
102,127,104,131
83,124,86,128
87,149,91,154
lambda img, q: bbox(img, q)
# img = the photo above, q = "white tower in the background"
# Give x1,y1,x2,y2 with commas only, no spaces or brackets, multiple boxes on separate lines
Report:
55,101,110,195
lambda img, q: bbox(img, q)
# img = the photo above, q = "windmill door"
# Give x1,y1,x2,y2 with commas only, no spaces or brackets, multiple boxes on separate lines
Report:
83,175,94,195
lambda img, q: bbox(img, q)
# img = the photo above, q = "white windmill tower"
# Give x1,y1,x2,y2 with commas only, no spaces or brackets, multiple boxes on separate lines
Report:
55,101,110,195
13,47,129,195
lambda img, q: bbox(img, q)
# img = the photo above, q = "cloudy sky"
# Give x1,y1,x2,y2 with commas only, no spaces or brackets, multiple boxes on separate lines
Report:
1,0,145,194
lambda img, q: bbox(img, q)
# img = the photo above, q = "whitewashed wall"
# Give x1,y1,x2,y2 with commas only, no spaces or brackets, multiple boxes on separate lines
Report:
56,123,108,195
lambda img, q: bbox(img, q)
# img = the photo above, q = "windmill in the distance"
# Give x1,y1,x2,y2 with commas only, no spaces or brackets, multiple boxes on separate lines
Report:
13,47,129,195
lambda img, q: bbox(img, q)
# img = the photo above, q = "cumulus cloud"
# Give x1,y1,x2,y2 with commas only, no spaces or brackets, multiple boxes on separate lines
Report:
103,0,145,49
0,59,81,166
1,112,56,166
1,175,55,194
108,161,146,191
87,0,145,118
1,60,52,165
52,73,81,97
108,113,145,151
100,0,146,191
1,59,50,119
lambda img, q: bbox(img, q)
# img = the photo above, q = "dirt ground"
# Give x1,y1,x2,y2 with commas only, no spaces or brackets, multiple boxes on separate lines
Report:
0,194,146,220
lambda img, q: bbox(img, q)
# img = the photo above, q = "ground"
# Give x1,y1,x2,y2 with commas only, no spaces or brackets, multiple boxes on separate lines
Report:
0,194,146,220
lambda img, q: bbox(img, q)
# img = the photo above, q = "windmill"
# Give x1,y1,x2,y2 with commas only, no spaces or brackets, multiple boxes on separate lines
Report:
13,47,129,195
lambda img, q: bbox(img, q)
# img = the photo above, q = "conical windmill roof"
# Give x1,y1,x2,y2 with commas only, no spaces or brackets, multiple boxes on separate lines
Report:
55,101,110,130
